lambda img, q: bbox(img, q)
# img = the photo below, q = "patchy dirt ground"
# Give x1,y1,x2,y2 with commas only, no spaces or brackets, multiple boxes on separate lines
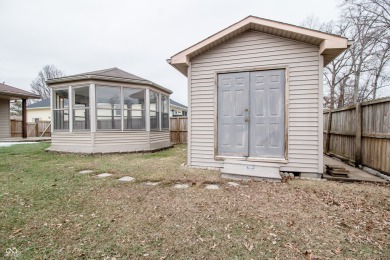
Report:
0,143,389,259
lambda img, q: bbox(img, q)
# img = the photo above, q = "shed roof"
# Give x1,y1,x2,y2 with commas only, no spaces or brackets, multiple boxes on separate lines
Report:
0,83,40,100
47,67,172,94
168,16,352,76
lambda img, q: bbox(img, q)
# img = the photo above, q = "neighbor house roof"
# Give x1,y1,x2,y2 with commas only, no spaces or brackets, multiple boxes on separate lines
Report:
27,98,51,109
168,15,352,76
46,67,173,94
0,83,40,100
170,99,187,110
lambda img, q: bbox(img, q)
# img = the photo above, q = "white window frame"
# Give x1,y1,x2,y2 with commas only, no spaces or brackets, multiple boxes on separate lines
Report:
52,87,70,132
72,85,90,131
123,87,146,131
95,85,122,131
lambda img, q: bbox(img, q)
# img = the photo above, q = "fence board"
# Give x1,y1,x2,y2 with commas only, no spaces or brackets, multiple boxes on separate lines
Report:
10,120,51,137
170,117,188,144
323,97,390,175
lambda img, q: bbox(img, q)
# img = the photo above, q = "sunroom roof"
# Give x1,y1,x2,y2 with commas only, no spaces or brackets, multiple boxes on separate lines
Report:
47,67,172,94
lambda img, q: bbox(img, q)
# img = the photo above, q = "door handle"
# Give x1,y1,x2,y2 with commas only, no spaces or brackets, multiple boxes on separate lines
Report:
245,117,249,122
245,108,249,112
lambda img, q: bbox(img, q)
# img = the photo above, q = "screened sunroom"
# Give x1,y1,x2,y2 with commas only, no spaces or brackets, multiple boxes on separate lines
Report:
46,68,172,153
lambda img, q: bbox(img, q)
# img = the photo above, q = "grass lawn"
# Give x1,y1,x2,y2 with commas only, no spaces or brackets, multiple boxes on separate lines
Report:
0,143,389,259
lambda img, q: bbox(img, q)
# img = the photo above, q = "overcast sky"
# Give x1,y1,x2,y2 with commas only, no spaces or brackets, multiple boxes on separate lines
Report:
0,0,341,105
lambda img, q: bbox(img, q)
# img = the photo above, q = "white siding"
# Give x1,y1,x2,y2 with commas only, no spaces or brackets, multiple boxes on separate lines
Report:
190,30,321,173
49,130,170,153
149,131,171,149
0,99,10,138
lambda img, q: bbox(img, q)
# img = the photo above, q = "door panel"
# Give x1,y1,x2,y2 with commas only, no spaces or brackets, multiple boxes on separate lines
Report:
217,69,285,158
249,70,285,158
217,72,249,156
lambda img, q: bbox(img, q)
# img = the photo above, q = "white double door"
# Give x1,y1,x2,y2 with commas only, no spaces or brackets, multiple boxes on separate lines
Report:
217,69,285,158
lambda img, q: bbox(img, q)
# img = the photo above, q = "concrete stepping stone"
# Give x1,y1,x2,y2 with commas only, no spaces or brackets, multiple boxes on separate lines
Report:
173,183,189,189
118,176,135,182
144,181,160,186
227,181,240,187
96,173,113,178
78,170,94,174
205,184,220,190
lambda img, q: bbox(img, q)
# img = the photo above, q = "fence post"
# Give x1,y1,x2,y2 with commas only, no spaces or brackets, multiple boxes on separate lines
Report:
35,123,39,137
325,110,332,153
177,117,181,144
355,103,362,167
22,99,27,138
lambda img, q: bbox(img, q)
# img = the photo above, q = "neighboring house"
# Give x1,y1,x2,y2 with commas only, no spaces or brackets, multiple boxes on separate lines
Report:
170,99,187,117
0,83,40,138
46,67,172,153
27,99,51,122
28,98,186,121
168,16,350,180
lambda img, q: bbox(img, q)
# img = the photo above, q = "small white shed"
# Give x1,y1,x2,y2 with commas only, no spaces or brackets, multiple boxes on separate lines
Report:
168,16,350,180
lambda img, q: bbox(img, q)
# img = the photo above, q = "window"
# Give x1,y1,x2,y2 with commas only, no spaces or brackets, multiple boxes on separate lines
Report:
96,86,121,130
161,95,169,129
123,88,145,130
53,89,69,130
150,91,159,130
73,86,90,130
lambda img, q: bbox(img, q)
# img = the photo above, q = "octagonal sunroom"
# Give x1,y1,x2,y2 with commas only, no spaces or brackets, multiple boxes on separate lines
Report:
46,68,172,153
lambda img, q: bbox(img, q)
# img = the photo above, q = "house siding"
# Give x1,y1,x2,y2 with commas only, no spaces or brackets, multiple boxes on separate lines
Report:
0,99,10,138
27,108,51,122
189,30,321,173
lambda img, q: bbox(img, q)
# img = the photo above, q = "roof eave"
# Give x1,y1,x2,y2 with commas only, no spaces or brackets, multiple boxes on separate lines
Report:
321,39,352,66
47,75,173,94
169,15,350,73
170,104,188,110
0,92,41,100
27,106,50,110
167,59,188,77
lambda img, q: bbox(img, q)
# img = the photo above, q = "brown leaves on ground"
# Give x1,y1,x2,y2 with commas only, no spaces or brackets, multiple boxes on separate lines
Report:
0,144,389,259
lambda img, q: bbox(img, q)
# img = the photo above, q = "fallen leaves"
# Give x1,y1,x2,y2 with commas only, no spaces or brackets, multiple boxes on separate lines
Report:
244,241,254,252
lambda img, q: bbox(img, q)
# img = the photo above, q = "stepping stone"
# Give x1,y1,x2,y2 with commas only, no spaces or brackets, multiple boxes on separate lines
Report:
96,173,113,178
78,170,94,174
144,181,160,186
227,181,240,187
205,184,220,190
118,176,135,182
173,183,189,189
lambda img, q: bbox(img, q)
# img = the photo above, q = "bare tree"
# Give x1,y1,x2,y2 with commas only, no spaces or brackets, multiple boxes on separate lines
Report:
302,0,390,108
10,100,22,116
342,0,390,103
30,65,65,100
371,34,390,98
346,0,390,28
301,18,354,108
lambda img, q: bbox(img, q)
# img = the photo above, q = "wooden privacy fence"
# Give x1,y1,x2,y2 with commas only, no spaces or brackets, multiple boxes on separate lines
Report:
170,117,188,144
11,120,51,138
323,97,390,175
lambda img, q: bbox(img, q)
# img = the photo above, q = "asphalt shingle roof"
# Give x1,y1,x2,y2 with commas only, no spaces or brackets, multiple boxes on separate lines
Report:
0,83,40,99
28,98,51,108
46,67,172,94
170,99,187,109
